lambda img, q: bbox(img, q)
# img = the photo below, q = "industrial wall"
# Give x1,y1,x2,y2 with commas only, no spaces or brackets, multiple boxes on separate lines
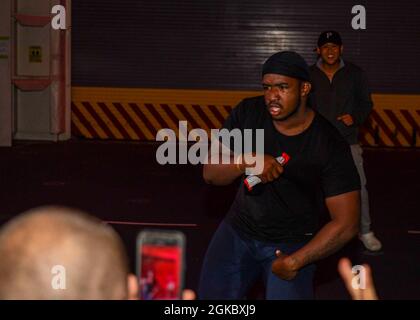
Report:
71,0,420,147
0,0,71,144
0,0,12,146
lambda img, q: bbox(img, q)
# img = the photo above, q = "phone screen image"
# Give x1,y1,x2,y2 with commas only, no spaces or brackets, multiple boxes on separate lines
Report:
139,244,182,300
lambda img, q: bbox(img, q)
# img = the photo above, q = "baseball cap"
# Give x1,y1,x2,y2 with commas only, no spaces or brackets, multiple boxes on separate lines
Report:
317,30,342,48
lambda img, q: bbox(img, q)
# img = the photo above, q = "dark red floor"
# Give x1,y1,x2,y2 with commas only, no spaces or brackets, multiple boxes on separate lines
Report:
0,140,419,299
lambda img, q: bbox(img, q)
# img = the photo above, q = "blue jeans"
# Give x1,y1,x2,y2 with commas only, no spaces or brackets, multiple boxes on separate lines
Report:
198,220,316,300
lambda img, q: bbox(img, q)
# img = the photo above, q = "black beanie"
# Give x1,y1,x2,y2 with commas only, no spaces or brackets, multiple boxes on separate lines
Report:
262,51,310,81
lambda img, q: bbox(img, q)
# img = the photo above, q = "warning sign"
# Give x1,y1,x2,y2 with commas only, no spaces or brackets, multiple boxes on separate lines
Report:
29,46,42,63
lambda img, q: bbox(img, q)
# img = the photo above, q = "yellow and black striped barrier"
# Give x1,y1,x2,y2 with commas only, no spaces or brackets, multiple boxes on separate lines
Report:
71,87,420,147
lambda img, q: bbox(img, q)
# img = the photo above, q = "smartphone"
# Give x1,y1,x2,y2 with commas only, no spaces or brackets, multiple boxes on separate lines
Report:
136,229,185,300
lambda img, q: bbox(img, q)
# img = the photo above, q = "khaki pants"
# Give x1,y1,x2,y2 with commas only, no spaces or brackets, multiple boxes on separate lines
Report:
350,144,371,234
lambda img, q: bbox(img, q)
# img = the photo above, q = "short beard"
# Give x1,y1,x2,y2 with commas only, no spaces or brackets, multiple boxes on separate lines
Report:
274,95,301,122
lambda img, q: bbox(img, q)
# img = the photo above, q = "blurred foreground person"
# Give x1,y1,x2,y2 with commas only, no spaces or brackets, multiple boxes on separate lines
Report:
0,206,196,300
0,206,130,299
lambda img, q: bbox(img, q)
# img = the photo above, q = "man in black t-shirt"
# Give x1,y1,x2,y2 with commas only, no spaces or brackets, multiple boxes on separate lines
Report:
198,51,361,300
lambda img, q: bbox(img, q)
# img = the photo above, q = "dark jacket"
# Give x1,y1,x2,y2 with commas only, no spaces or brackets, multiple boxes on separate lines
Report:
309,60,373,145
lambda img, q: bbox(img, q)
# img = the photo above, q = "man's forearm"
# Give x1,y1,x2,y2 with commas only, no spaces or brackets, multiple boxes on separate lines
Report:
290,220,359,270
353,73,373,126
203,160,243,185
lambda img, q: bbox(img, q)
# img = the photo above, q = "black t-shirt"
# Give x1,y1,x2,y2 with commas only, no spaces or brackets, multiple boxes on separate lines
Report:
222,95,361,243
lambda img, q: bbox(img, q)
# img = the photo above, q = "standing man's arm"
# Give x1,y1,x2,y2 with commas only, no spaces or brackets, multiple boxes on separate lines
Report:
337,70,373,127
351,70,373,126
272,190,360,280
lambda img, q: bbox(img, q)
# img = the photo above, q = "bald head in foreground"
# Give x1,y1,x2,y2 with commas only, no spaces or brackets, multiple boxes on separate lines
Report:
0,206,131,299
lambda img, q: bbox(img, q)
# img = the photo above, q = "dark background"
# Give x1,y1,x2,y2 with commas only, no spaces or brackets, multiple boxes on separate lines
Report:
72,0,420,93
1,142,419,299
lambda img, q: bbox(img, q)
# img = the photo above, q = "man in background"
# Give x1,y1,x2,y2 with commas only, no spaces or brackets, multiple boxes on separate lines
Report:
309,31,382,252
